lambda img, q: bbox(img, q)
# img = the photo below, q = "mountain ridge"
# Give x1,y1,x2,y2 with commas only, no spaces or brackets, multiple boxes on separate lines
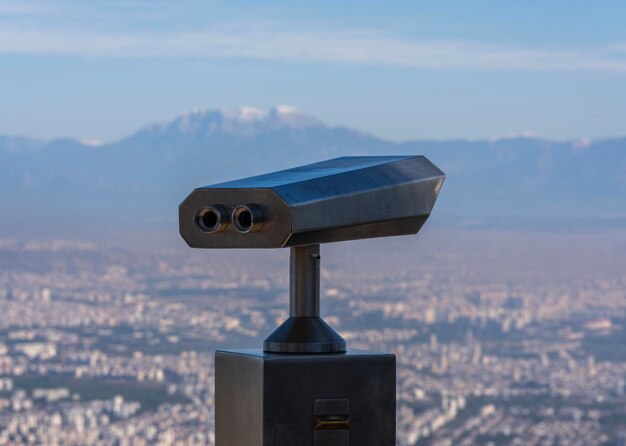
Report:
1,106,625,238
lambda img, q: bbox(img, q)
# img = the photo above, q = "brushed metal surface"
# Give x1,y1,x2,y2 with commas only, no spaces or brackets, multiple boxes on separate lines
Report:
215,349,396,446
264,244,346,353
179,156,445,249
215,351,264,446
263,317,346,353
290,245,320,318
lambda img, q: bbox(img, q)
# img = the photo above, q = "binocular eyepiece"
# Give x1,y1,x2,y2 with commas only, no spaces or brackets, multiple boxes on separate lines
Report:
179,156,445,249
194,204,264,234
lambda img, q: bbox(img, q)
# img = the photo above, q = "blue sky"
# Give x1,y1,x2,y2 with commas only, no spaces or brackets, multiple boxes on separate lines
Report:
1,0,626,142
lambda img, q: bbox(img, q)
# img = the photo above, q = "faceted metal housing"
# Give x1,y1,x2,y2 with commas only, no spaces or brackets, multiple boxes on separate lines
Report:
179,155,445,249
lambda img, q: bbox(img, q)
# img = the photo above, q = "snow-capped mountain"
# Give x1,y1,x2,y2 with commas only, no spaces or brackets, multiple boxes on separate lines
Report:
125,106,325,144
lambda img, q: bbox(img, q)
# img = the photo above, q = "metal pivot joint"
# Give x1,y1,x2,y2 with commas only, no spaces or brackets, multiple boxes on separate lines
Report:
263,244,346,353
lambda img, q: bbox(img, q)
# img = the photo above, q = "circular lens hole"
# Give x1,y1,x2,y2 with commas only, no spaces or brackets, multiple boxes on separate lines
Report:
202,210,219,229
195,206,224,233
233,205,262,233
236,210,252,230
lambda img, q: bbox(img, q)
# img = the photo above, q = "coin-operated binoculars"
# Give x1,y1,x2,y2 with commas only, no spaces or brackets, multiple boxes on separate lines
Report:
180,156,445,446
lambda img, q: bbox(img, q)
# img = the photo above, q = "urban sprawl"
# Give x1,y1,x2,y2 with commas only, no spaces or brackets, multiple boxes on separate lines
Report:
0,231,625,445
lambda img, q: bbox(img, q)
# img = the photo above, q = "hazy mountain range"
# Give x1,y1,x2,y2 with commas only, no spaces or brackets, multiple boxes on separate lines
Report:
1,106,625,238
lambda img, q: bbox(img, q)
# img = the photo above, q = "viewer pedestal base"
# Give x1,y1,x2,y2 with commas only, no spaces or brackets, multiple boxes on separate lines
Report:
215,349,396,446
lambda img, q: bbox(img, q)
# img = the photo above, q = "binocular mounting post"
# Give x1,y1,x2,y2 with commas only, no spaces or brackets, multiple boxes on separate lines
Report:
263,244,346,353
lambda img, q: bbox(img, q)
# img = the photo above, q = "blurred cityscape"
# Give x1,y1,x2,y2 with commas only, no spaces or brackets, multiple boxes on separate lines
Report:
0,230,625,445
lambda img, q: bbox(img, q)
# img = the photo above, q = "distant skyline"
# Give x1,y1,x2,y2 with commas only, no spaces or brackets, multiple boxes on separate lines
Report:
1,0,626,142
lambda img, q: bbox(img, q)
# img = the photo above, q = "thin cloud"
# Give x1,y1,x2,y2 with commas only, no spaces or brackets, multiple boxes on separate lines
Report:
0,7,625,72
